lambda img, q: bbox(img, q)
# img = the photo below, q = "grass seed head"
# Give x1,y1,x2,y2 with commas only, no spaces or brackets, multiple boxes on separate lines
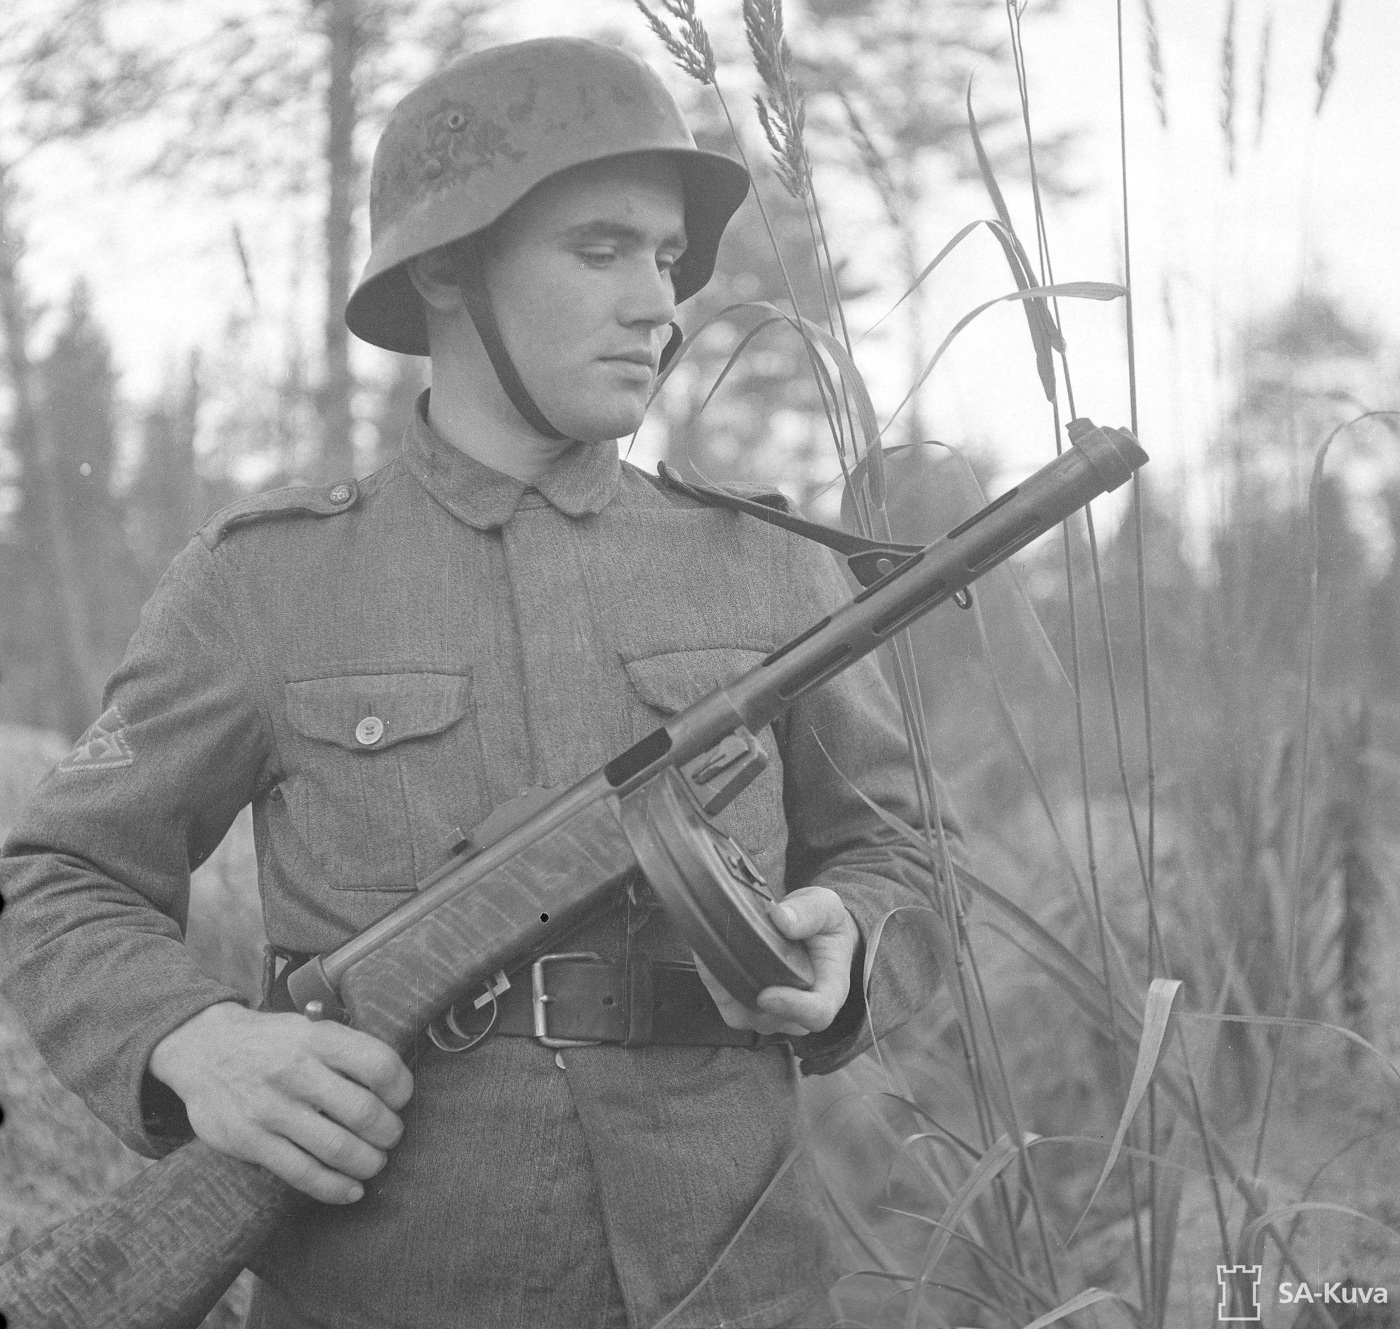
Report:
1315,0,1343,115
840,90,900,228
633,0,716,86
1254,10,1272,147
1140,0,1168,129
1220,0,1238,176
743,0,810,199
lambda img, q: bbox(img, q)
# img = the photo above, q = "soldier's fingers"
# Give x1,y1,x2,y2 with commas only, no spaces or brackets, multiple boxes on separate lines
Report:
693,953,807,1036
253,1132,368,1206
768,888,851,941
756,982,844,1034
300,1064,404,1151
309,1024,415,1110
277,1104,389,1184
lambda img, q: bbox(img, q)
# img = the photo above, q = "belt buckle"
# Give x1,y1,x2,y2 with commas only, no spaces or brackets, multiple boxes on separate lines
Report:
532,952,606,1048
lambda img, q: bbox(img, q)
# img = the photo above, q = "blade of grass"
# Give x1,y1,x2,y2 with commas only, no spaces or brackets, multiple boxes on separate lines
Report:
1070,979,1182,1240
883,282,1123,438
901,1132,1038,1329
1177,1010,1400,1085
1254,411,1400,1177
967,82,1062,399
1146,1122,1189,1329
694,315,788,412
880,1205,1061,1320
1021,1287,1129,1329
1240,1201,1399,1268
858,219,995,343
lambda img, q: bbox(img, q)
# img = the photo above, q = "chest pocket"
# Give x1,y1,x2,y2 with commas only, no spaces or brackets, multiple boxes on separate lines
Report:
620,647,790,887
283,671,481,891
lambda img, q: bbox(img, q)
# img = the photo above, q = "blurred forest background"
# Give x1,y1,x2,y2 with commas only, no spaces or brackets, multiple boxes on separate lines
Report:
4,0,1400,1323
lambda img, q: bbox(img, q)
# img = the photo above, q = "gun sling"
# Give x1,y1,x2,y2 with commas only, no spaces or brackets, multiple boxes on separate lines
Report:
656,461,924,587
267,946,783,1050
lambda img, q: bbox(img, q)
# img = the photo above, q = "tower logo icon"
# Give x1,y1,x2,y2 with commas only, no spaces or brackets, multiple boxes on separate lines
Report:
1217,1265,1263,1321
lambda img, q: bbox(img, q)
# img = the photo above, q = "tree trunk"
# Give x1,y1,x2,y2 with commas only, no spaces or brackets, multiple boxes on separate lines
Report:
0,163,104,736
320,0,358,482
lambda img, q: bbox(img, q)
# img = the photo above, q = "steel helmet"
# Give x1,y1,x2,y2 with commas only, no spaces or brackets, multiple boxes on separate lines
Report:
346,37,751,358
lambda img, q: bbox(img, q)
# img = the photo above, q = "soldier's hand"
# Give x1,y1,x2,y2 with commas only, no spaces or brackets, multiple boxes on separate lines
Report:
148,1001,414,1205
694,885,859,1037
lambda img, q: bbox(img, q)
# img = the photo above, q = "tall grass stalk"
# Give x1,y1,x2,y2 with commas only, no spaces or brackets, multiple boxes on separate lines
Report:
1002,0,1163,1306
633,0,852,469
644,0,1148,1320
637,3,1386,1323
639,1,1085,1312
1252,410,1400,1178
725,22,1048,1283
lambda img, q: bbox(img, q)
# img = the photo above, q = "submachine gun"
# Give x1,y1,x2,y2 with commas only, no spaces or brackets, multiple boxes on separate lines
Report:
0,419,1146,1329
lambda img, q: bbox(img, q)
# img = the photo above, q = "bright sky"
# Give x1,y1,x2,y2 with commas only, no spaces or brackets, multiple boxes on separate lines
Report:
10,0,1397,520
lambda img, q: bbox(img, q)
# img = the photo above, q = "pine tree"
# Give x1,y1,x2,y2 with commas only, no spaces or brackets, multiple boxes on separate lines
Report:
128,352,202,582
36,282,145,694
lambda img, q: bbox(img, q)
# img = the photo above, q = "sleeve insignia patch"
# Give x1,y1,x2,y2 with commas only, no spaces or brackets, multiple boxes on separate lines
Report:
59,704,135,772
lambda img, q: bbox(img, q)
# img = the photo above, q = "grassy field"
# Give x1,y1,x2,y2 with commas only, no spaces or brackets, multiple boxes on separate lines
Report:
5,440,1400,1329
6,678,1397,1327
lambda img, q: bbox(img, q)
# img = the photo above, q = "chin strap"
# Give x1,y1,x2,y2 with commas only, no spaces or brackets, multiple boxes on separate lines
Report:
453,239,685,444
453,237,568,441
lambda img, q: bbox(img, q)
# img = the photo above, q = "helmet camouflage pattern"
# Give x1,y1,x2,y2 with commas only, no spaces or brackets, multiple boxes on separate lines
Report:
346,37,751,356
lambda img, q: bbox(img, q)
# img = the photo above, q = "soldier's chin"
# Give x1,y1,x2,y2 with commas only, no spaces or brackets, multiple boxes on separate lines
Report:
555,394,649,444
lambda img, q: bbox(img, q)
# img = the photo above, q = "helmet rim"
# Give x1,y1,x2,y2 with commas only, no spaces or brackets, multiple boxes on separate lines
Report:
345,38,751,357
346,146,748,357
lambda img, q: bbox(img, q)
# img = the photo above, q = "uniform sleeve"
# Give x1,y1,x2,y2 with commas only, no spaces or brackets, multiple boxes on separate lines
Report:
776,542,964,1077
0,539,275,1156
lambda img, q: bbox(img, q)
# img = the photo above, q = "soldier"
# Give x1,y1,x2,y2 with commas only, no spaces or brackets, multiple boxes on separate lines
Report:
1,37,954,1329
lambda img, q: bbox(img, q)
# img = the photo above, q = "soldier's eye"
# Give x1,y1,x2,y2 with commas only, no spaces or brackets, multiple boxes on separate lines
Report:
580,249,616,267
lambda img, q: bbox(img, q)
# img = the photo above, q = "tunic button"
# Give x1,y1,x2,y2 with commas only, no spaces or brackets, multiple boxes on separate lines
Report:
329,483,352,504
355,716,384,746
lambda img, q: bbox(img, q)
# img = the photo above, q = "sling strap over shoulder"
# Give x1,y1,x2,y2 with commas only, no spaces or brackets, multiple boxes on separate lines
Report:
656,461,923,588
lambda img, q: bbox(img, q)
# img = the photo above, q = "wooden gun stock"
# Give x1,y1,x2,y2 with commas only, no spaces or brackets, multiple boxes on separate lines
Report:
0,420,1146,1329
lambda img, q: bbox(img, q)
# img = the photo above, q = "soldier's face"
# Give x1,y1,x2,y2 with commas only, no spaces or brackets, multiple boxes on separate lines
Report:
482,154,686,443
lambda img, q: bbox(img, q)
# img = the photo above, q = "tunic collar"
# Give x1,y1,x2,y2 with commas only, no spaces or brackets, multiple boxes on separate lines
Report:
401,390,621,530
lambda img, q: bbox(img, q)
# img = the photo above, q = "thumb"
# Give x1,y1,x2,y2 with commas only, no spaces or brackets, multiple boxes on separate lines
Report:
769,892,844,940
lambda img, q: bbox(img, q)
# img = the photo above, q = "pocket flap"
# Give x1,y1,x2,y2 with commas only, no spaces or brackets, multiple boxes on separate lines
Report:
285,671,472,750
621,649,768,716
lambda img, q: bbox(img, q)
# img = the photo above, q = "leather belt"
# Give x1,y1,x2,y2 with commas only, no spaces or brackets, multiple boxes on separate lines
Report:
437,952,786,1050
265,947,784,1052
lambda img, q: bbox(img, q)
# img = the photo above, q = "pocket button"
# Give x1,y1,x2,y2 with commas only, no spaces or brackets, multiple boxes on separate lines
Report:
355,715,385,746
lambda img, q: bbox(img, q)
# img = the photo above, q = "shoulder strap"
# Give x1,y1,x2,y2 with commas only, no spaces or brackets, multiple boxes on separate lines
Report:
655,462,921,588
199,478,360,550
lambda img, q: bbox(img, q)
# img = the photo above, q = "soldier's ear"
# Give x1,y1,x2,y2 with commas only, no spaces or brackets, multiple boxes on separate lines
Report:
407,246,463,312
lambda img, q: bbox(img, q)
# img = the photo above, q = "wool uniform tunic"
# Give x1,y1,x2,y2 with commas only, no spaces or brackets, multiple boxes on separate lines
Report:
1,396,955,1329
